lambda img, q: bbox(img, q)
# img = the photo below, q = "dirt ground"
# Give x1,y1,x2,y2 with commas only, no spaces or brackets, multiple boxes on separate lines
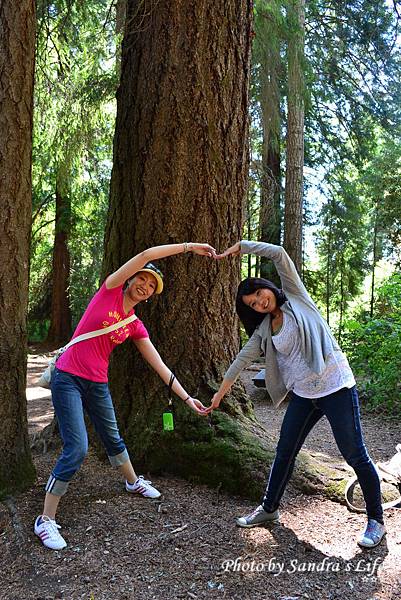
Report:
0,350,400,600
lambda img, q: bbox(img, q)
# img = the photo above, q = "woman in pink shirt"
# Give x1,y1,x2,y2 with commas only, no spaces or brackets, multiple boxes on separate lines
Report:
34,242,214,550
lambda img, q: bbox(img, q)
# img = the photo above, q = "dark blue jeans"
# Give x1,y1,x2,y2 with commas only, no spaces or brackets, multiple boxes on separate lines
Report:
262,386,383,522
46,368,129,496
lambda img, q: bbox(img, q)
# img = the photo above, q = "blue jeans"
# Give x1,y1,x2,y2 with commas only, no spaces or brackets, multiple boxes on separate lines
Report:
46,368,129,496
262,386,383,522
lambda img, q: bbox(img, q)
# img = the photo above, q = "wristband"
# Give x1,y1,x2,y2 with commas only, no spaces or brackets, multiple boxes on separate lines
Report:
183,395,191,403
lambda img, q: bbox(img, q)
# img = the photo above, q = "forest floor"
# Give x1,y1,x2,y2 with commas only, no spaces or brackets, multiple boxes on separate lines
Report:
0,348,400,600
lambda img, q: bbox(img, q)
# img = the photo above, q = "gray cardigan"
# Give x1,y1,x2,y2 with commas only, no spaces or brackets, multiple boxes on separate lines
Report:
225,241,341,406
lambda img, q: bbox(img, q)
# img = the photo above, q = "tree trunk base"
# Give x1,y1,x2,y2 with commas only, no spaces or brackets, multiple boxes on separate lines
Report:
30,417,60,455
30,402,400,511
117,408,361,506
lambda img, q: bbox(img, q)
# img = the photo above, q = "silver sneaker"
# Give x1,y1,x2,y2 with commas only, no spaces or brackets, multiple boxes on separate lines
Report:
236,505,280,528
357,519,386,548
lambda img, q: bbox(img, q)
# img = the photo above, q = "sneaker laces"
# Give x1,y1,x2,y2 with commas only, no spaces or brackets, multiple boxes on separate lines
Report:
247,505,264,519
137,476,153,487
41,517,62,537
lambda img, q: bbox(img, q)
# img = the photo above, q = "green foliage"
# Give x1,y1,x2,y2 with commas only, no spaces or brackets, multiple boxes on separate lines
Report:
29,0,117,335
342,272,401,413
361,134,401,266
306,0,401,168
315,167,370,337
249,0,401,286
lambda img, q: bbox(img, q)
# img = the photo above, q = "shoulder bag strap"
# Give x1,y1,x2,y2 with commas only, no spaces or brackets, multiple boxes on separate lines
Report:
62,313,138,352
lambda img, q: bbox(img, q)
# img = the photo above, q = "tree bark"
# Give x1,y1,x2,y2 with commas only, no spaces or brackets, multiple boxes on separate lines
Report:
47,180,72,344
284,0,305,274
326,215,332,324
258,5,282,283
370,199,379,318
0,0,36,496
339,257,344,342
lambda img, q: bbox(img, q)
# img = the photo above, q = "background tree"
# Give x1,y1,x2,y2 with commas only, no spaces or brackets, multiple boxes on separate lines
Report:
29,0,117,341
0,0,36,496
284,0,305,273
46,179,72,343
316,172,369,340
361,135,401,317
254,0,284,282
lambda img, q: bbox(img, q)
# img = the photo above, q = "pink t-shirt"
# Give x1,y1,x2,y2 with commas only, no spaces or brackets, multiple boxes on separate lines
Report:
56,282,149,382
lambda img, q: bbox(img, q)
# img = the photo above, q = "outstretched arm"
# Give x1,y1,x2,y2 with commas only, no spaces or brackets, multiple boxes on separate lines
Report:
106,242,216,289
204,378,235,414
217,240,309,298
133,338,208,416
204,330,262,414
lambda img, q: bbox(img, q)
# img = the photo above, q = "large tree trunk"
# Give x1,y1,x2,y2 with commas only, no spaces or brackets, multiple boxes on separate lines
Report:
283,0,305,274
47,180,72,344
102,0,260,492
0,0,36,496
100,0,356,504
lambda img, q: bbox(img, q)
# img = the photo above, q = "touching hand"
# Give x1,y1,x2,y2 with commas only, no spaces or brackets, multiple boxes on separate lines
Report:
188,243,217,258
204,393,222,414
215,242,241,259
186,397,209,416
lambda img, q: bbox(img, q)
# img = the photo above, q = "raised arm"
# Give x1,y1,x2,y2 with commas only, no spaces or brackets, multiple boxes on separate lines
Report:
217,240,309,298
106,242,216,289
133,338,208,416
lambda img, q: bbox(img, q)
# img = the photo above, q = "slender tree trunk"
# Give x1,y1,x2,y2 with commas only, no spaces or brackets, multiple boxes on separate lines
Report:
283,0,305,274
260,143,281,284
115,0,127,75
247,196,252,277
115,0,127,34
259,22,282,283
0,0,36,496
326,217,332,325
338,256,344,342
260,146,281,249
370,200,379,318
47,180,72,344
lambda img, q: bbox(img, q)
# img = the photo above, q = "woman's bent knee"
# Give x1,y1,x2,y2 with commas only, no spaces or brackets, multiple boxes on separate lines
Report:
64,440,88,470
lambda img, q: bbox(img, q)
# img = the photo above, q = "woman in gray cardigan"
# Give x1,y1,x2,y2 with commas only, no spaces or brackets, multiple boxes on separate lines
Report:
206,240,385,549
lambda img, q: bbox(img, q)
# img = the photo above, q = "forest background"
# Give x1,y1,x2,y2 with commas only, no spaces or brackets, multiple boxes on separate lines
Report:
1,0,400,501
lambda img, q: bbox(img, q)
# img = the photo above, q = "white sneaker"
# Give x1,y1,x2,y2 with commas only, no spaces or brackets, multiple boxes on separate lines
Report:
125,476,161,499
34,515,67,550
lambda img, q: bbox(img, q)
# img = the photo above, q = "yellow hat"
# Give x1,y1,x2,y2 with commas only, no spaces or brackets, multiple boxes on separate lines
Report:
137,262,164,294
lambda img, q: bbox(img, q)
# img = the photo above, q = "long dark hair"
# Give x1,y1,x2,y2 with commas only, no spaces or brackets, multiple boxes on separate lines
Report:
236,277,287,337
